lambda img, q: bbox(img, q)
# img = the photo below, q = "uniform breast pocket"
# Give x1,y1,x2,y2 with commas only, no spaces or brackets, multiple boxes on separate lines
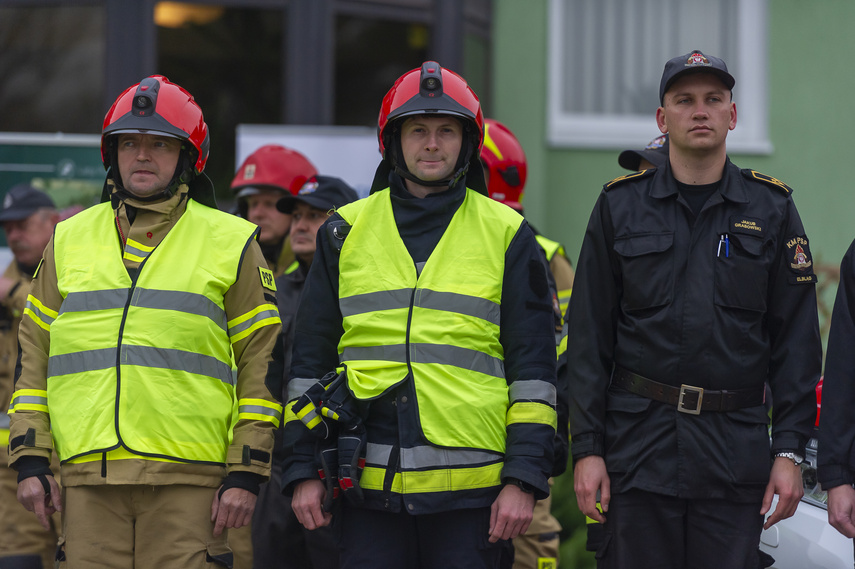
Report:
613,232,674,312
714,233,770,313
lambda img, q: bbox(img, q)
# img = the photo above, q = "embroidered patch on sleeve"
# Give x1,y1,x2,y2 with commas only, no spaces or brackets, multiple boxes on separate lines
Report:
258,267,277,291
785,236,813,273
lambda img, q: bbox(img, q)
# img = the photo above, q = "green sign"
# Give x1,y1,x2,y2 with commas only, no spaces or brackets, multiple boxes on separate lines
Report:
0,133,105,242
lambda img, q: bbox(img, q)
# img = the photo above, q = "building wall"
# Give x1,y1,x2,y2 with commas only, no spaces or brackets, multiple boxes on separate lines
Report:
493,0,855,272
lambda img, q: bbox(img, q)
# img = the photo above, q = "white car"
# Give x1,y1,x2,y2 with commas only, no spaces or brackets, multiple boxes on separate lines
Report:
759,435,853,568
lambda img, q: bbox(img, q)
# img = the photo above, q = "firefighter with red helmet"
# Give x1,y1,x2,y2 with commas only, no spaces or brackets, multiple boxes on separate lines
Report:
231,145,318,277
481,118,572,569
8,75,282,567
282,62,557,568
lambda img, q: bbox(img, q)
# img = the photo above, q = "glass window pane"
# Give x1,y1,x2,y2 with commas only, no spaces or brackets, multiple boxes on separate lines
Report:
0,6,105,133
334,15,429,126
157,4,284,198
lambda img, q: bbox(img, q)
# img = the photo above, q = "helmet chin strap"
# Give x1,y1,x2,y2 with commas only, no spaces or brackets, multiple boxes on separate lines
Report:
108,144,193,205
389,126,474,190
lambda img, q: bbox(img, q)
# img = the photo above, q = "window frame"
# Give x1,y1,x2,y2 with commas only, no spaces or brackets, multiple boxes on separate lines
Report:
546,0,771,154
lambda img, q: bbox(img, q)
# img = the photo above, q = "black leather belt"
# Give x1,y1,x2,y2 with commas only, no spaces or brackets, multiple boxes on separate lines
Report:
611,367,765,415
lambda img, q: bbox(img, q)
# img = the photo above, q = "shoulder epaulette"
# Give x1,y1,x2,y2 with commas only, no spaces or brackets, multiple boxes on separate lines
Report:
604,168,655,191
741,169,793,195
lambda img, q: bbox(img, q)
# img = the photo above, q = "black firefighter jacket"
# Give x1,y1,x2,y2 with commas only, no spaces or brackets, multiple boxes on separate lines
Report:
566,159,821,503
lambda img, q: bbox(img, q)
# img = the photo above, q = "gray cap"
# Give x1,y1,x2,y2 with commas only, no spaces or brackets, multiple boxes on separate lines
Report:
659,50,735,105
276,175,359,214
0,184,55,222
618,134,669,171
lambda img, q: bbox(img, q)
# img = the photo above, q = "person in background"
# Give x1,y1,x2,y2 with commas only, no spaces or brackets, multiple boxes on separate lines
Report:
0,184,60,569
567,50,820,569
252,175,357,569
231,144,318,276
282,61,557,569
617,134,669,172
480,118,569,569
8,75,282,568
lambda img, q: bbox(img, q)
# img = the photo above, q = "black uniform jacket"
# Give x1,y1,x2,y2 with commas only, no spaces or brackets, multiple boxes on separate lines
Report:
818,238,855,489
566,159,821,502
281,173,557,514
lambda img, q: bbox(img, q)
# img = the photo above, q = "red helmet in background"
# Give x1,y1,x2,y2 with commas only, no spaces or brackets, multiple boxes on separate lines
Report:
101,75,209,175
372,61,487,194
231,145,318,197
481,118,527,211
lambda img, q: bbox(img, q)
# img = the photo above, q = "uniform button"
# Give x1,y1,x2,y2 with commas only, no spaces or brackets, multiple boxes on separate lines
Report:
408,503,414,511
401,396,408,404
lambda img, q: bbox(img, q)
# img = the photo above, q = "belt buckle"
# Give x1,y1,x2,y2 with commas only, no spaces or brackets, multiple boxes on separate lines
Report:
677,384,704,415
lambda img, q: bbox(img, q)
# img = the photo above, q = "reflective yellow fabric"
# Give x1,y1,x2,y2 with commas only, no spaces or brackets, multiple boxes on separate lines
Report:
49,200,258,464
337,189,523,454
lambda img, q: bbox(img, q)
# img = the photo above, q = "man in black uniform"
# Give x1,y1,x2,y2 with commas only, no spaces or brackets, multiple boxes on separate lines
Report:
818,238,855,537
566,50,821,569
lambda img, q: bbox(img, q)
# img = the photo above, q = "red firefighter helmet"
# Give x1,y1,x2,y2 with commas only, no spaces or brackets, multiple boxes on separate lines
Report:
101,75,209,176
481,118,527,211
377,61,484,159
231,145,318,197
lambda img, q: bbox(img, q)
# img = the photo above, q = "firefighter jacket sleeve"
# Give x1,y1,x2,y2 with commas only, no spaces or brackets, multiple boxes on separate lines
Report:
818,238,855,488
499,222,559,495
224,239,283,479
8,237,58,467
280,216,345,492
565,194,616,461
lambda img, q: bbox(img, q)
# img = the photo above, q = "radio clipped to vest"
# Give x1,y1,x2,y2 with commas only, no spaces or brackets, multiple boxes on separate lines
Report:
291,368,367,506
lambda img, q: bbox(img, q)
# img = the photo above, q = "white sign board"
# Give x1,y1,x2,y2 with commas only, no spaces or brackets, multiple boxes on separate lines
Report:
235,124,381,198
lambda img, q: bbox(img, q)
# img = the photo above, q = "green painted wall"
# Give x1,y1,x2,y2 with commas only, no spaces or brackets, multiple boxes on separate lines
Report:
493,0,855,273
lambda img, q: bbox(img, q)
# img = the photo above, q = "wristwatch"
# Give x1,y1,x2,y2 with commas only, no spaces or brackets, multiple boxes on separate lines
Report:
505,477,535,494
775,451,804,466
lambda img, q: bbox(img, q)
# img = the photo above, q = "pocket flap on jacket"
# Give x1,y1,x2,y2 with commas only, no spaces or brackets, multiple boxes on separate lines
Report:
614,233,674,257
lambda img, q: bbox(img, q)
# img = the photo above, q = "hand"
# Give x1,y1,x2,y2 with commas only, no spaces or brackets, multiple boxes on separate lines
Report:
827,484,855,538
488,483,536,543
574,455,610,523
291,479,332,530
210,487,257,537
760,456,803,529
17,474,62,531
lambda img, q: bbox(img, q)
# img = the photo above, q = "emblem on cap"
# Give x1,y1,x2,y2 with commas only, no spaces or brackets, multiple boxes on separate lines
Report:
3,193,13,209
298,180,319,195
645,135,667,150
243,164,256,180
686,52,711,68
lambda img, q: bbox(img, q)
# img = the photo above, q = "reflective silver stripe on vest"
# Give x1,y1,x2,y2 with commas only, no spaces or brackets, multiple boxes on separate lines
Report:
365,442,394,467
239,403,281,420
48,347,116,377
341,343,504,378
365,442,501,470
26,299,57,326
61,288,228,332
340,288,499,325
414,289,500,326
339,289,412,318
132,288,228,332
60,289,128,315
0,412,10,428
287,377,322,402
509,379,557,405
228,308,280,339
48,346,234,386
124,242,152,260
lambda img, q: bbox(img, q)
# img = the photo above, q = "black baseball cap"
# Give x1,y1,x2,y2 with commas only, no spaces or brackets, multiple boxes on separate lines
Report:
618,134,669,171
276,175,359,214
659,50,735,105
0,184,55,222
